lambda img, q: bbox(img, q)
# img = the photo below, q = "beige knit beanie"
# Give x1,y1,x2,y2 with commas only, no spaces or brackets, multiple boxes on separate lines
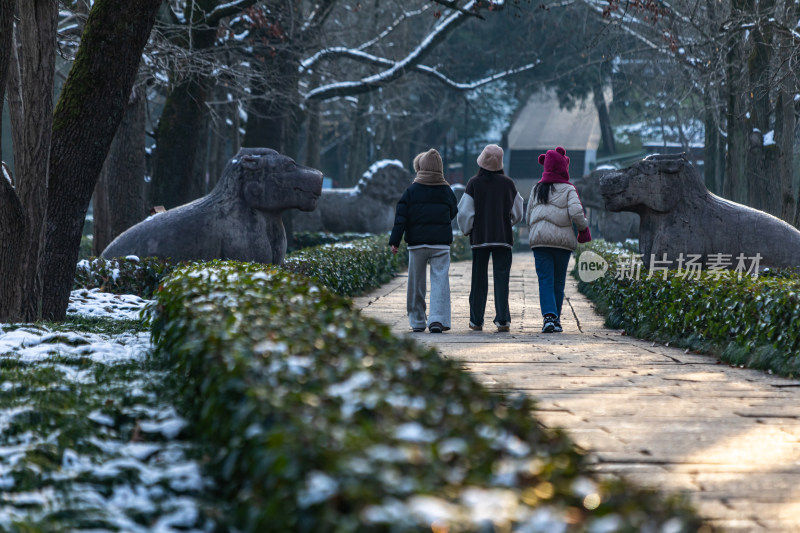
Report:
417,148,443,174
477,144,504,172
413,152,424,172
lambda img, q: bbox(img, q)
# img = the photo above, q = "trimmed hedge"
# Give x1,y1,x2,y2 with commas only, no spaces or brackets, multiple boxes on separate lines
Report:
74,235,408,299
282,236,408,296
74,256,176,298
290,231,373,251
575,240,800,377
147,261,704,532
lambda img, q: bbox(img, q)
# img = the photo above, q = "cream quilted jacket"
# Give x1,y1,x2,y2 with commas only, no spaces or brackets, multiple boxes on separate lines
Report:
525,183,589,251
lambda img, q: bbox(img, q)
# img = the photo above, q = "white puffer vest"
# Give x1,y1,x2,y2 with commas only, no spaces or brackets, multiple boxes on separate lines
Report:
526,182,589,251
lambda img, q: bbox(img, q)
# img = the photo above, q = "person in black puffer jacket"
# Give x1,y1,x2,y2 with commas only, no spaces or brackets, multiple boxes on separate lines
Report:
389,149,458,333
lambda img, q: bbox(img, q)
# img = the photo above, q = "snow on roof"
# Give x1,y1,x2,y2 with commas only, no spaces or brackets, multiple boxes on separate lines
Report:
507,89,605,152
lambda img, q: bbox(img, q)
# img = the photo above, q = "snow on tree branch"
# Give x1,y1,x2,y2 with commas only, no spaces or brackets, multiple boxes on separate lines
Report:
207,0,260,25
304,1,483,100
421,60,541,89
429,0,487,20
580,0,662,51
301,47,539,92
302,0,338,33
356,6,431,53
0,162,23,224
301,6,432,71
1,162,13,188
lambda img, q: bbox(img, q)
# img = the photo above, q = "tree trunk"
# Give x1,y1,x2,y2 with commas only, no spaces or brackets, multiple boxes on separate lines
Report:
777,0,797,223
703,92,724,195
7,22,23,169
0,0,14,156
724,28,748,204
0,172,26,323
242,74,304,159
207,113,223,193
150,78,209,209
0,0,58,323
745,18,776,214
93,87,147,255
345,94,370,186
41,0,161,321
149,0,218,209
304,74,321,169
592,82,616,156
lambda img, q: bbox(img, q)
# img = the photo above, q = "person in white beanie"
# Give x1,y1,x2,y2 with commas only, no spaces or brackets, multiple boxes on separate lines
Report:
389,149,458,333
457,144,524,332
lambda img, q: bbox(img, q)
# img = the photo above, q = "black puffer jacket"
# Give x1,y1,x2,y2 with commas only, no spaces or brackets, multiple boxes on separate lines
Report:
389,183,458,247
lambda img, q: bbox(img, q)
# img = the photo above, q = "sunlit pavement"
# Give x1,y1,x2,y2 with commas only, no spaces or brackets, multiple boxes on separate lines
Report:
355,252,800,533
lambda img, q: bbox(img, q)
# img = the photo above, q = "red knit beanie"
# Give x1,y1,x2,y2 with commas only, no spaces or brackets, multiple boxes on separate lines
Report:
538,146,570,182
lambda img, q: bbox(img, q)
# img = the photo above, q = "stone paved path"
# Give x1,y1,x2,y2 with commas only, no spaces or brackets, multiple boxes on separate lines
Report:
354,252,800,532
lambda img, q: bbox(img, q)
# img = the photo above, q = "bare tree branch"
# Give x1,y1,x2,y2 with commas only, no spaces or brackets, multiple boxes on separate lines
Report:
207,0,261,25
430,0,485,20
301,5,431,71
304,0,483,100
303,0,339,32
301,46,539,92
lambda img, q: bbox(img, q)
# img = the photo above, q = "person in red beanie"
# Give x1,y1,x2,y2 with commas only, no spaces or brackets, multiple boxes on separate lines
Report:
525,146,590,333
457,144,524,332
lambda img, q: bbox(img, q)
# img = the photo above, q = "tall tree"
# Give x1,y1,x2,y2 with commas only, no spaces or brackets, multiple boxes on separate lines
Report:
149,0,259,209
582,0,800,221
143,0,533,206
0,0,58,323
39,0,162,321
92,87,148,255
0,0,14,157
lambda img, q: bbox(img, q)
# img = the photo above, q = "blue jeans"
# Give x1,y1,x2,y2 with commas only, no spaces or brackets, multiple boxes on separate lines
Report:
533,247,573,318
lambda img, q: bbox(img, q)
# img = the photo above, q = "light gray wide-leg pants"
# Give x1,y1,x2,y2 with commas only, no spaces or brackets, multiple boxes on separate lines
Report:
407,247,451,330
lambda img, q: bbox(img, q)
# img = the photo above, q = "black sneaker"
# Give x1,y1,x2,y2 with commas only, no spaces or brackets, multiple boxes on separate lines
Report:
553,316,563,333
429,322,443,333
412,327,425,332
542,314,556,333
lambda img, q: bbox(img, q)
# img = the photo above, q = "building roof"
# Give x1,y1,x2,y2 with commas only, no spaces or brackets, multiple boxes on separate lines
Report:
507,89,604,152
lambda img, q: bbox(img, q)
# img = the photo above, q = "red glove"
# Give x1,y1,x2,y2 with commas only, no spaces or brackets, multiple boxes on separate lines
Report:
577,227,592,243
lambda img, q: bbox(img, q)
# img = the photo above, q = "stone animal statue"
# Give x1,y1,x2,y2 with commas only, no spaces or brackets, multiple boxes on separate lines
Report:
293,160,411,234
599,153,800,269
101,147,323,265
573,170,639,243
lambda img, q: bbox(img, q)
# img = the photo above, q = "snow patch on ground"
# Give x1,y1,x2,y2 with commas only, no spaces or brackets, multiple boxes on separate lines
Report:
67,288,150,320
0,289,215,531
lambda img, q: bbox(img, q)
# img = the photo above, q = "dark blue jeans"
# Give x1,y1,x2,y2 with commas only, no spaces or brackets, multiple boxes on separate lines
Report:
533,247,573,318
469,247,512,327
